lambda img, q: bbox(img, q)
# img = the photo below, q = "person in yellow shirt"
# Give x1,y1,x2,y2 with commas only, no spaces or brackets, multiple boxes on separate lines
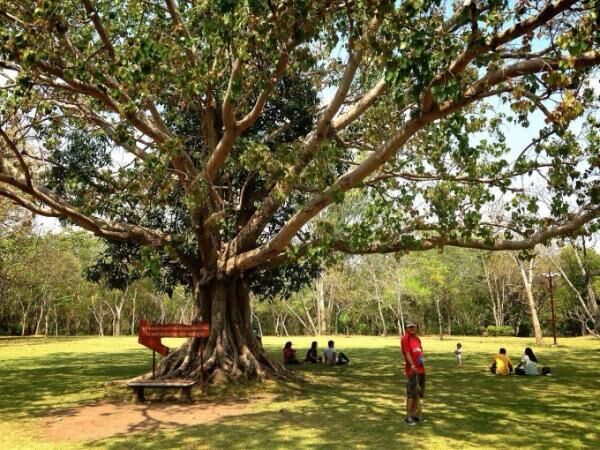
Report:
490,348,513,375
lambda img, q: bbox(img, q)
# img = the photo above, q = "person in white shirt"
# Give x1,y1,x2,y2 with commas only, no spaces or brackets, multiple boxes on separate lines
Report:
516,347,539,376
455,343,463,367
323,340,350,366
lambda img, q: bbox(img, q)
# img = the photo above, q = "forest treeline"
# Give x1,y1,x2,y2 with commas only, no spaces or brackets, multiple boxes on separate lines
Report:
2,223,599,340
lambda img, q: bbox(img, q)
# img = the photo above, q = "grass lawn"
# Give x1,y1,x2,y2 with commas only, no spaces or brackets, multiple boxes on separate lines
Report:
1,335,599,449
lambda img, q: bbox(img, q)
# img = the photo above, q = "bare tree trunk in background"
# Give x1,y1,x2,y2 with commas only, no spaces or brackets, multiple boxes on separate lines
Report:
44,308,49,337
19,298,30,336
483,256,499,326
515,256,543,345
178,293,193,324
114,302,123,336
397,291,405,335
572,238,599,316
370,268,387,337
34,298,46,335
283,301,310,334
446,296,452,335
435,297,444,340
250,297,264,338
326,284,334,335
130,288,137,335
281,313,289,336
316,276,325,335
148,293,166,323
53,304,59,336
90,296,107,336
394,276,406,335
301,293,319,336
107,301,116,336
546,248,597,335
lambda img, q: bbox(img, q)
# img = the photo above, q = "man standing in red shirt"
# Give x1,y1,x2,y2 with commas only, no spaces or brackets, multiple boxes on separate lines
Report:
401,322,426,426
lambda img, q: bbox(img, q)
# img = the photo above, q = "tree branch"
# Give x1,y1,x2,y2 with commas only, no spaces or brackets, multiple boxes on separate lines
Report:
329,206,600,254
229,12,384,253
223,49,600,273
422,0,579,112
0,187,60,217
81,0,116,58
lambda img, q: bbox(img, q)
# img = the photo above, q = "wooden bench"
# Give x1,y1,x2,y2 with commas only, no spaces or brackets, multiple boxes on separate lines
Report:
127,377,197,403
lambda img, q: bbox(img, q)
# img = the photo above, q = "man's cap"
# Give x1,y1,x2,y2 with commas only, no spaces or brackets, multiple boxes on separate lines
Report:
406,322,417,328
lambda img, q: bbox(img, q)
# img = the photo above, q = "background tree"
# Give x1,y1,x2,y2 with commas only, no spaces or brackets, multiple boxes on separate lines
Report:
0,1,599,382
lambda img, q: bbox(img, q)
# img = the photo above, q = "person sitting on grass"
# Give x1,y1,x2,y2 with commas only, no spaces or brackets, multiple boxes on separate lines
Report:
490,348,513,375
516,347,539,376
283,341,300,365
305,341,323,363
323,340,350,366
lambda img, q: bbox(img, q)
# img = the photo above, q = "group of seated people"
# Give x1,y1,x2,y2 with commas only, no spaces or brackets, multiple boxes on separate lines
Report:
283,340,350,366
491,347,545,376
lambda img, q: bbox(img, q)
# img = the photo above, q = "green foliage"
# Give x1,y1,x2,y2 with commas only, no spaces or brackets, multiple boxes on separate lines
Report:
486,325,515,336
0,0,599,333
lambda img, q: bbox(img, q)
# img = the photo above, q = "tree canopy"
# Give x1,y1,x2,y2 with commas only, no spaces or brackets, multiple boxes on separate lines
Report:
0,1,598,280
0,0,599,379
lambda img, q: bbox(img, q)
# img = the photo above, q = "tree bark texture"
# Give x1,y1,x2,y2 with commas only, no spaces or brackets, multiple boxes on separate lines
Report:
158,277,286,383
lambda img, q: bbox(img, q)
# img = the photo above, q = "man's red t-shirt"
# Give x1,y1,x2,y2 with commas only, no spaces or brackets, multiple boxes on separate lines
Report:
401,333,425,375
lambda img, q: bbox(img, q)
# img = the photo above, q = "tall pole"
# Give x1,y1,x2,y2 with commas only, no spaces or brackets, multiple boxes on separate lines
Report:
152,350,156,379
547,272,558,346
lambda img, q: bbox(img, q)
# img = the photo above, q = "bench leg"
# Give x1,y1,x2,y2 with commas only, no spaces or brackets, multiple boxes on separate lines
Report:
180,386,193,403
133,387,145,403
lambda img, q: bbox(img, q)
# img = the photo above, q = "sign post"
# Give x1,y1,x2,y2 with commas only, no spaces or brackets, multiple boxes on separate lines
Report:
152,350,156,379
199,338,205,392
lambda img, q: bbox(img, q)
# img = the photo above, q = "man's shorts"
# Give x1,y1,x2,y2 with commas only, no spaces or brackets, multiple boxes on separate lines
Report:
406,374,426,399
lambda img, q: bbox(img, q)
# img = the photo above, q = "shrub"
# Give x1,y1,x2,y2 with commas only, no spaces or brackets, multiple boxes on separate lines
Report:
486,325,514,336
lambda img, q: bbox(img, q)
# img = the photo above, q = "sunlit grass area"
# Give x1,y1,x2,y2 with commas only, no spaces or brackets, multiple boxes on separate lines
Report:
1,335,599,449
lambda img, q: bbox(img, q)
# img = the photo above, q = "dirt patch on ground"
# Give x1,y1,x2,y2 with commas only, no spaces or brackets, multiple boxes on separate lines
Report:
39,394,274,442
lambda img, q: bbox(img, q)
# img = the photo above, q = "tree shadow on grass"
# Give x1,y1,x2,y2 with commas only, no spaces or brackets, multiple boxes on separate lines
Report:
2,338,599,449
92,344,600,450
0,350,148,417
0,336,100,347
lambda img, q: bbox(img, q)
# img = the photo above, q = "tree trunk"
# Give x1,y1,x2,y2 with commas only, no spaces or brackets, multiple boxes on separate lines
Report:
112,290,125,337
283,300,310,334
516,257,543,345
34,299,46,335
44,309,49,337
482,256,504,327
435,297,444,340
158,277,286,383
397,291,405,336
371,270,387,337
250,295,263,338
301,293,319,335
19,299,29,337
572,239,599,321
316,276,325,335
546,248,596,332
281,314,289,336
446,296,452,335
53,305,59,336
130,289,137,335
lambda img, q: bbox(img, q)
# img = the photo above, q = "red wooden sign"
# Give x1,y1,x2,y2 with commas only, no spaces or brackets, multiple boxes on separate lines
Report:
141,322,210,338
138,320,210,356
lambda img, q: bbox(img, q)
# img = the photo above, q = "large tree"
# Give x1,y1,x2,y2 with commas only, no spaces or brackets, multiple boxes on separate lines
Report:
0,0,599,381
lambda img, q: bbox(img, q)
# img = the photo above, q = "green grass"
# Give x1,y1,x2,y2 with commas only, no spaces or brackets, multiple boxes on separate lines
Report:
1,335,599,449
